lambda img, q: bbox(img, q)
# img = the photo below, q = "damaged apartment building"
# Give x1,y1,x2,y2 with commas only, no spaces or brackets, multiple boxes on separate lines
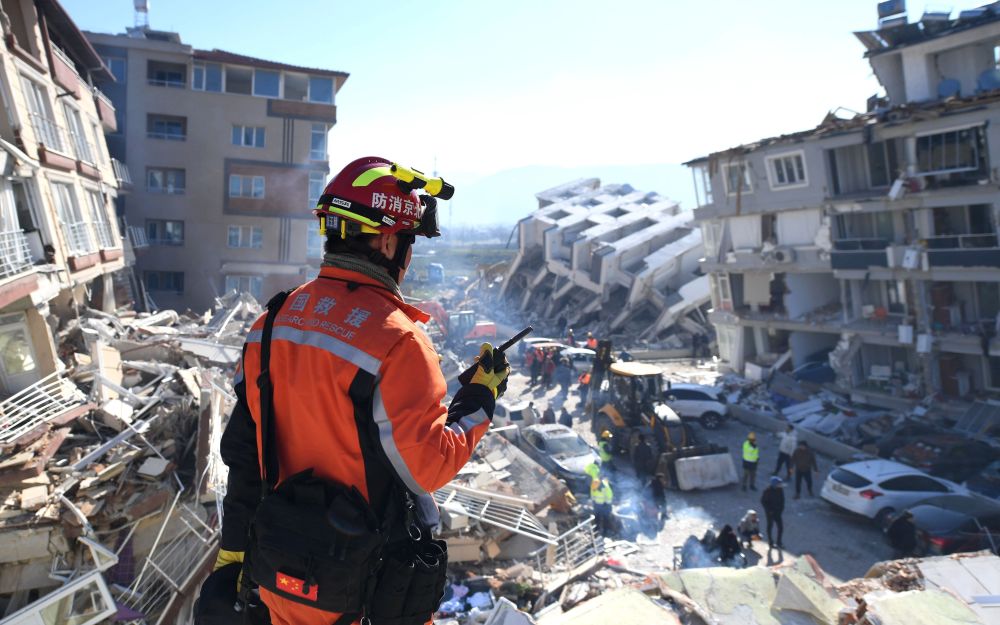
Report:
501,178,710,344
0,0,131,399
687,3,1000,408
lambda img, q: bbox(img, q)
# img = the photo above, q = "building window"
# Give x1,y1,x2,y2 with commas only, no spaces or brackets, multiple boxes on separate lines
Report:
192,62,223,92
766,151,807,189
867,140,899,188
306,221,324,258
62,103,95,163
225,67,253,95
232,125,265,148
284,72,307,101
146,219,184,245
988,356,1000,390
228,225,263,248
147,114,187,140
89,122,105,164
50,182,95,256
102,56,126,83
21,76,64,152
224,275,263,299
229,174,265,199
0,312,38,379
253,69,280,97
147,60,186,87
145,270,184,293
147,167,186,194
722,163,752,195
308,171,326,205
308,76,334,104
916,126,987,176
86,191,116,248
310,123,328,160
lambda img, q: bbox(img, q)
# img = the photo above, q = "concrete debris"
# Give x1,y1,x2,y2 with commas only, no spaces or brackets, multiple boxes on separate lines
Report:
0,292,260,624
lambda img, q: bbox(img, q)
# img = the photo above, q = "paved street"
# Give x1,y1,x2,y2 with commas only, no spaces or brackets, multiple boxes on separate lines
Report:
501,365,893,582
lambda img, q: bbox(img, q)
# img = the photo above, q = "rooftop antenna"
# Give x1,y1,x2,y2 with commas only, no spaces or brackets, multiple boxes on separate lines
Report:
134,0,150,29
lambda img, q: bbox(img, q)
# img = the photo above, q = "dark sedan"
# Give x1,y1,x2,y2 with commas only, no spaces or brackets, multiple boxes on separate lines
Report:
895,495,1000,556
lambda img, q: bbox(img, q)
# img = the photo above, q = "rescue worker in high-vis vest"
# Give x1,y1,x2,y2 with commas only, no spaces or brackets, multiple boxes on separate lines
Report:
590,476,614,536
741,431,760,492
214,157,509,625
598,429,614,464
586,331,598,350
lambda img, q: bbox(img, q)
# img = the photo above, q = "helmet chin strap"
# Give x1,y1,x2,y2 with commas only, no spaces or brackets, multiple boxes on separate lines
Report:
389,234,415,283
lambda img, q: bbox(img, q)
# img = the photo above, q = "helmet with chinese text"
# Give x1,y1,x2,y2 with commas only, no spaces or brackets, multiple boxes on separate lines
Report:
313,156,439,239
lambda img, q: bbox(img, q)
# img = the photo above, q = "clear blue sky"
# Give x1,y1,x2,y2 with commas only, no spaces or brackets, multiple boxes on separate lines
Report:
62,0,988,194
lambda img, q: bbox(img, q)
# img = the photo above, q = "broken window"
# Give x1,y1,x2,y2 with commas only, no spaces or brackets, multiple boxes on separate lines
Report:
767,151,807,188
761,214,777,244
722,162,752,195
916,126,987,176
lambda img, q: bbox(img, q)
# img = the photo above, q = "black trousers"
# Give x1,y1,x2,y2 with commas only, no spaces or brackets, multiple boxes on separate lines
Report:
774,452,792,476
795,470,813,496
765,511,783,547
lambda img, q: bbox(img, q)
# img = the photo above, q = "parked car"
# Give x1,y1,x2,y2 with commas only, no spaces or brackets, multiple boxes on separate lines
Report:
820,459,966,526
558,346,596,366
511,424,600,493
891,435,999,483
663,383,729,429
520,337,558,356
966,460,1000,500
890,495,1000,556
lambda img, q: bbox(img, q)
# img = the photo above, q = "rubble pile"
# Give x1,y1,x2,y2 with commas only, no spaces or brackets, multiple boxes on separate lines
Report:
0,292,261,625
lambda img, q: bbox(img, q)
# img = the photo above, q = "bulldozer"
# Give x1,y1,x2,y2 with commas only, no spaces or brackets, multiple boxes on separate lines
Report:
590,361,734,489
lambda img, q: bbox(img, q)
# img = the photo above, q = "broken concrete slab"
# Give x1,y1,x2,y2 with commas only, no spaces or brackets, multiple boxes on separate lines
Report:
772,556,845,624
674,452,738,490
136,456,171,479
861,588,982,625
537,588,681,625
18,485,49,511
659,566,780,625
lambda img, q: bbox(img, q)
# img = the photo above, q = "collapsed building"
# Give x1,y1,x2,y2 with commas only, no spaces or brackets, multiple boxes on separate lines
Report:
687,3,1000,409
0,292,259,625
501,179,710,346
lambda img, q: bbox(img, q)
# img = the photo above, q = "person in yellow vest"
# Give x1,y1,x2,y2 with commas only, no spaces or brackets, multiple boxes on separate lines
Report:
590,476,614,536
584,458,601,481
741,432,760,491
597,430,615,475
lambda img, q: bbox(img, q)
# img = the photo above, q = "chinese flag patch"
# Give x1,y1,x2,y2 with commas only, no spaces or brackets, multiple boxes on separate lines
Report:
275,572,318,602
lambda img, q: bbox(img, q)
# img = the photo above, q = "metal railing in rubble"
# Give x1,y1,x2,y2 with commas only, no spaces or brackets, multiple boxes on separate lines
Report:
433,484,555,543
0,229,34,280
529,516,604,575
0,371,89,445
118,497,219,625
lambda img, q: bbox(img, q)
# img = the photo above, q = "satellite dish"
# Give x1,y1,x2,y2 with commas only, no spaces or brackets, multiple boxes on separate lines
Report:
977,69,1000,93
937,78,960,99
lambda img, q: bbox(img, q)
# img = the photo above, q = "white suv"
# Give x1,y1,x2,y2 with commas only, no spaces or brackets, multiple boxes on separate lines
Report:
663,383,729,429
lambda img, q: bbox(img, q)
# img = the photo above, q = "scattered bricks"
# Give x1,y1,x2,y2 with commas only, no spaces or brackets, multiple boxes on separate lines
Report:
19,485,49,511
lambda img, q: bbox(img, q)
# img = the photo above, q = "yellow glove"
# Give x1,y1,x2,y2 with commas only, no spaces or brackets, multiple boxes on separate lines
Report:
469,342,510,398
214,548,244,571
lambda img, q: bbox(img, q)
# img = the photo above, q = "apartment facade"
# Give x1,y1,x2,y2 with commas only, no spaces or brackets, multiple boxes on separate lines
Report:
503,179,709,342
688,6,1000,407
0,0,127,396
86,28,347,311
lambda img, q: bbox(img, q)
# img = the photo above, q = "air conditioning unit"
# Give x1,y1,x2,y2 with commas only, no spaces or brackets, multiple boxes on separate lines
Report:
771,246,796,264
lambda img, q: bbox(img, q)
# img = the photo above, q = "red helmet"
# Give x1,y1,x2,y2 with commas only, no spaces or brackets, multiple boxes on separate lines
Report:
313,156,439,239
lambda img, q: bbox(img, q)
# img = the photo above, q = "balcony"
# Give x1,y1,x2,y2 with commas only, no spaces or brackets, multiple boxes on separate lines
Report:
49,44,82,99
924,233,1000,268
0,230,34,281
94,89,117,133
267,98,337,123
830,238,890,270
62,221,98,271
112,157,133,191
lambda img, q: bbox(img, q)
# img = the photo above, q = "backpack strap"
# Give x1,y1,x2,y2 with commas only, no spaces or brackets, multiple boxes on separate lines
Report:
257,289,292,495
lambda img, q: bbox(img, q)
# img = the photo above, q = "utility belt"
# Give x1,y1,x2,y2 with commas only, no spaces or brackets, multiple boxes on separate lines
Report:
239,289,448,625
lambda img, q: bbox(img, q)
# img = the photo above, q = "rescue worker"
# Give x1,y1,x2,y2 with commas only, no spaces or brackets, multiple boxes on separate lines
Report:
586,331,598,350
741,431,760,491
577,369,592,405
214,157,510,625
761,476,785,549
598,430,614,466
566,327,576,347
590,476,614,536
584,457,602,481
559,406,573,428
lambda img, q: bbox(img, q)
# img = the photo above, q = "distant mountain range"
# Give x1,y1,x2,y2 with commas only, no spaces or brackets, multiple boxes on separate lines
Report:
442,163,697,226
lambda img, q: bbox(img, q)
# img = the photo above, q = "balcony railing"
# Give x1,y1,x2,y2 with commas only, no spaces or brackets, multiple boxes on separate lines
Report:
147,77,185,88
833,237,891,251
128,225,149,249
0,230,34,280
112,157,132,187
925,233,999,249
62,220,96,256
27,111,66,152
93,220,116,249
146,130,186,141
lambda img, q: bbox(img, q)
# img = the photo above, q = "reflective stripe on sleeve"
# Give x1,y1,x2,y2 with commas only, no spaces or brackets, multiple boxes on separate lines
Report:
446,408,489,435
373,385,428,495
245,326,381,375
